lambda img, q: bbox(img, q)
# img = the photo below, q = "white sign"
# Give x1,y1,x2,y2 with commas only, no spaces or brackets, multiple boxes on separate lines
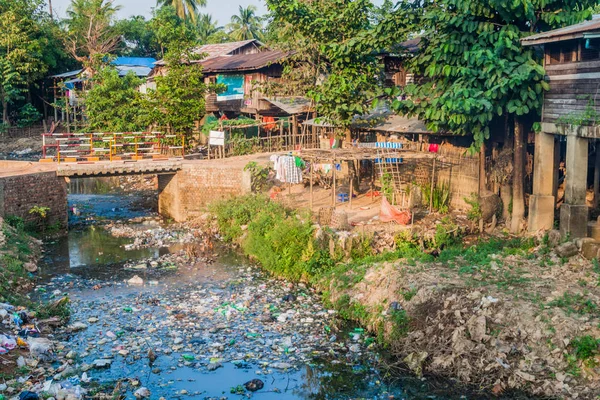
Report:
209,130,225,146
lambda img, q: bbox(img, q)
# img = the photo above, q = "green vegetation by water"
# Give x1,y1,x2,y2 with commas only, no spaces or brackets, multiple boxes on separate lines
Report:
1,218,69,320
210,195,536,340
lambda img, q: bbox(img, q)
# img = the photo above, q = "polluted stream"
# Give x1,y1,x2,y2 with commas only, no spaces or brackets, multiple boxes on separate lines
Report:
35,178,519,399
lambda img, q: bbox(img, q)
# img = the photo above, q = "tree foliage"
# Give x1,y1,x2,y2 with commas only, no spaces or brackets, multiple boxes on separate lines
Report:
64,0,121,72
227,5,264,41
197,13,227,44
266,0,382,128
156,0,205,22
383,0,595,149
0,0,51,124
116,16,160,58
83,67,148,131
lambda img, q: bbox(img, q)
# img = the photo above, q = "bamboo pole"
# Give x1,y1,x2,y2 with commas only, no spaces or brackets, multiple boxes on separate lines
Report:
332,159,336,208
429,156,436,213
309,162,314,210
349,174,353,210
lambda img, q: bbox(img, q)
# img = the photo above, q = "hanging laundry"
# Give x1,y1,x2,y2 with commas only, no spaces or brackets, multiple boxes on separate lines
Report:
281,155,302,184
263,116,276,131
294,156,305,169
270,155,285,182
273,155,302,184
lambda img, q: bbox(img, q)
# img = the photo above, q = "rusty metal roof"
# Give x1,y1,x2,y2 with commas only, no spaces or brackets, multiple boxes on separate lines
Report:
193,39,264,59
521,18,600,46
154,39,264,66
200,50,287,73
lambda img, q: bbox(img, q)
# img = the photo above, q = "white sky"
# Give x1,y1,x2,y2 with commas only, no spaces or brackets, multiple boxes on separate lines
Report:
49,0,269,26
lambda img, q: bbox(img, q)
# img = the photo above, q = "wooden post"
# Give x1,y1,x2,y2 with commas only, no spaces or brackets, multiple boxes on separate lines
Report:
292,115,298,150
332,159,336,207
479,142,486,194
65,98,70,134
371,160,375,204
349,174,353,209
310,161,314,210
429,157,436,213
595,143,600,209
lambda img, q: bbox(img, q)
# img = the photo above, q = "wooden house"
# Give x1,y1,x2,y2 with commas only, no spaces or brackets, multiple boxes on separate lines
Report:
522,18,600,238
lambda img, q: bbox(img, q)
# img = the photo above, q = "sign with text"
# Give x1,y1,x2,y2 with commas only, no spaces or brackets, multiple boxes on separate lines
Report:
209,130,225,146
216,75,244,101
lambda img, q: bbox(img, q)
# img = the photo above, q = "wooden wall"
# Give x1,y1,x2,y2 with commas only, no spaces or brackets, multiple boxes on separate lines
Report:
543,47,600,125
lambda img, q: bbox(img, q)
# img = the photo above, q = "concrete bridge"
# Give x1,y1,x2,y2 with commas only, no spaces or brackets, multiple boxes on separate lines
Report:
0,155,268,230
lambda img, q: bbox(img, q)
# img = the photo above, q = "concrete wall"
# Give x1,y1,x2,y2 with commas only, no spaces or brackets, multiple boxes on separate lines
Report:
0,171,68,230
158,164,252,222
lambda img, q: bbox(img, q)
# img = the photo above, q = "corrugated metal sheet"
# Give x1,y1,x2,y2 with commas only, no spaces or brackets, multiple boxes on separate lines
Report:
263,97,312,114
116,65,153,77
155,39,264,66
522,18,600,46
201,50,287,73
51,69,83,78
303,114,434,134
194,39,262,59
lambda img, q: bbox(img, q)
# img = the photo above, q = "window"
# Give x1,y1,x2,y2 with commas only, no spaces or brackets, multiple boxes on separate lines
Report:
582,38,600,61
548,44,561,64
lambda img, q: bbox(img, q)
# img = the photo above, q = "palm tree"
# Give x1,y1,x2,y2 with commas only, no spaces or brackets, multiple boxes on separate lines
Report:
227,5,263,41
196,13,224,43
156,0,205,22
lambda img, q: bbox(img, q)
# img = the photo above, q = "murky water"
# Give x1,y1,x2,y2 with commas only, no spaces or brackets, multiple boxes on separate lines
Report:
37,180,532,400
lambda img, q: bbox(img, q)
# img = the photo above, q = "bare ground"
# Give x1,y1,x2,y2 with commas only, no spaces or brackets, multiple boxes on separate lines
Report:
329,237,600,399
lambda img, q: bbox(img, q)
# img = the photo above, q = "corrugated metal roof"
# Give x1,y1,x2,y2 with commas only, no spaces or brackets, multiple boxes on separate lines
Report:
154,39,264,66
51,69,83,78
201,50,287,73
116,65,153,77
303,114,434,134
113,57,156,68
263,97,312,114
521,18,600,46
194,39,263,59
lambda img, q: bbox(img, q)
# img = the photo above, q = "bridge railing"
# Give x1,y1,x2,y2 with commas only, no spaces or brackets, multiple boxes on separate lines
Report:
40,132,185,163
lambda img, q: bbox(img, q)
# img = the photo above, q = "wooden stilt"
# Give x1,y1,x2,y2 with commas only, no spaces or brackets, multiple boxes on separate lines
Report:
310,162,314,210
332,159,336,208
429,157,436,213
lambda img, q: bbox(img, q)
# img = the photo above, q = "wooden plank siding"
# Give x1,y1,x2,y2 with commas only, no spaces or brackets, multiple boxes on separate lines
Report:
542,56,600,124
204,64,284,116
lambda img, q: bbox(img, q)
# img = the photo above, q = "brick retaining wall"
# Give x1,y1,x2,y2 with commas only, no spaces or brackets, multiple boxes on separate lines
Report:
158,164,251,222
0,171,68,230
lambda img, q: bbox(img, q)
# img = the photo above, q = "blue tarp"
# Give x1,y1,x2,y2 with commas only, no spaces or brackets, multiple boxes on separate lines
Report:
112,57,157,68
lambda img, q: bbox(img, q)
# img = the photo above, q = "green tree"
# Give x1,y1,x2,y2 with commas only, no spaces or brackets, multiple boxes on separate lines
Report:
150,6,198,58
0,0,49,124
146,14,217,136
227,5,264,41
156,0,205,22
64,0,121,73
196,13,227,44
116,15,160,58
383,0,594,232
266,0,380,127
83,67,148,131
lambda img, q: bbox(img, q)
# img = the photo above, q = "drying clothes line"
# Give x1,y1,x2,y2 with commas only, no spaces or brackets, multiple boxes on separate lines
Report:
270,154,303,184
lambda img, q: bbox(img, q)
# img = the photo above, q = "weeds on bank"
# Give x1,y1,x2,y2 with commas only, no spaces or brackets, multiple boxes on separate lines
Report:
566,335,600,376
547,292,599,317
0,218,70,320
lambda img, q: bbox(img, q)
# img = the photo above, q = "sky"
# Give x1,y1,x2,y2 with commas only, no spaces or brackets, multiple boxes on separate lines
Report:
50,0,269,26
